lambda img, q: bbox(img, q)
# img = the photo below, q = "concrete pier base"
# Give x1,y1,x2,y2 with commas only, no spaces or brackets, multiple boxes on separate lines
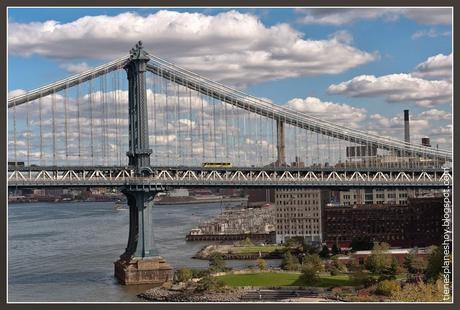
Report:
114,256,173,285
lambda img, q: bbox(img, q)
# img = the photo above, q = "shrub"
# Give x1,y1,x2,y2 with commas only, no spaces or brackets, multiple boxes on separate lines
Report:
209,252,226,273
256,258,267,271
300,263,320,285
302,254,324,272
195,275,225,292
280,251,300,271
174,268,193,283
375,280,401,297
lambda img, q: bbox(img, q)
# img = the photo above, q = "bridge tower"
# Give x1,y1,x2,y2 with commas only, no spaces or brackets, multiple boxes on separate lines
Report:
114,41,173,285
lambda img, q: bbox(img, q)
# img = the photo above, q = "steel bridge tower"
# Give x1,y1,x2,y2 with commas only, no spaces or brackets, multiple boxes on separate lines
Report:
114,42,173,285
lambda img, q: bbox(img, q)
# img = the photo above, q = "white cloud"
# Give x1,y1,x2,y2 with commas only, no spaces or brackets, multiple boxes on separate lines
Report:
8,10,376,87
285,96,366,127
59,62,92,74
413,53,452,80
418,108,451,120
296,8,452,25
327,73,452,107
411,28,451,39
328,30,353,44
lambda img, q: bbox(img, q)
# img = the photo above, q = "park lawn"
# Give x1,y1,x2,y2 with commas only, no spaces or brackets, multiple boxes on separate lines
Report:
217,272,358,287
232,245,285,254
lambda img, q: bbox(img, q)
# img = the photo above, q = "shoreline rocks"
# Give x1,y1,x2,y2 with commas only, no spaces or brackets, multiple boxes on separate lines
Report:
138,287,245,302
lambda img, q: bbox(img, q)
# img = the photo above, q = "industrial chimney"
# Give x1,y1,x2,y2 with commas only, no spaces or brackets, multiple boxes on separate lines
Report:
404,110,410,143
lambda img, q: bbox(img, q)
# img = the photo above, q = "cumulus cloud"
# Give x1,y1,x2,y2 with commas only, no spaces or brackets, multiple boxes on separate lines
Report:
8,10,376,87
413,53,452,80
327,73,452,107
285,96,366,127
296,8,452,25
59,62,92,74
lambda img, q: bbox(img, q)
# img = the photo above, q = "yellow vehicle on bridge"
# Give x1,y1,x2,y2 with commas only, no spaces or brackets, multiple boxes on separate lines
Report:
201,162,233,168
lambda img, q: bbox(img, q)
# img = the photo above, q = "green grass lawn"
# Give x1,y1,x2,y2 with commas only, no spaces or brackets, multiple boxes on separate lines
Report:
217,272,358,287
232,245,284,254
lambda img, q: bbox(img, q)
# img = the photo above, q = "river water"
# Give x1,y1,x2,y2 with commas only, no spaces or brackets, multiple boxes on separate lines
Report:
8,201,280,302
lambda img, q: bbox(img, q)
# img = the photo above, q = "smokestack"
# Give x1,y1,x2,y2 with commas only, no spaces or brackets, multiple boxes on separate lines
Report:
404,109,410,143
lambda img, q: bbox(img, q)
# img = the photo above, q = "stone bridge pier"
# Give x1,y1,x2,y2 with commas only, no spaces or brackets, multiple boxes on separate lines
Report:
114,190,173,285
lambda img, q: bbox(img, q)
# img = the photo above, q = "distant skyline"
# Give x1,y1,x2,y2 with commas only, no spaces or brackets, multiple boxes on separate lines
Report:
8,7,452,152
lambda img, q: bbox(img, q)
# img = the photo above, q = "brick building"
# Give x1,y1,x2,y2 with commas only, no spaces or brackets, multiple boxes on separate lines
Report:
275,188,330,244
324,197,443,248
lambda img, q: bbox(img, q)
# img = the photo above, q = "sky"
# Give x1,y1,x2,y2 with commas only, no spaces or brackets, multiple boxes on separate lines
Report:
7,7,453,164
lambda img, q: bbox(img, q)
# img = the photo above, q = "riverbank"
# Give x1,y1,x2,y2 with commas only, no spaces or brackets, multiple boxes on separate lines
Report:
194,244,285,260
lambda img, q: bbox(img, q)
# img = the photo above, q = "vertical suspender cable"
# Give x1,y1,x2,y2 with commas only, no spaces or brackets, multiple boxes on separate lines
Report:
26,102,30,166
13,98,17,164
76,81,81,165
51,90,57,166
64,84,69,160
39,94,43,165
189,85,193,162
89,78,94,165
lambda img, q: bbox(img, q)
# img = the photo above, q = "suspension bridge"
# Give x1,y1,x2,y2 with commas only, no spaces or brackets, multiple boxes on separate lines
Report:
7,41,452,284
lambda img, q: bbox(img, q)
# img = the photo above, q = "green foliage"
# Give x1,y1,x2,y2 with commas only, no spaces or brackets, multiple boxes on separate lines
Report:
331,243,341,255
425,246,445,282
375,280,401,296
391,279,446,302
351,270,378,287
280,251,300,271
256,258,267,271
191,268,210,279
174,268,193,283
300,263,320,285
328,257,346,275
238,237,254,247
404,248,427,275
208,251,227,273
195,275,225,292
302,254,324,272
319,245,330,259
365,242,398,278
302,242,319,255
284,237,303,249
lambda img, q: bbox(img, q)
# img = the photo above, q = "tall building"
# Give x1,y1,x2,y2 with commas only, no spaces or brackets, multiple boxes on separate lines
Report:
274,188,330,244
324,197,443,248
337,188,421,206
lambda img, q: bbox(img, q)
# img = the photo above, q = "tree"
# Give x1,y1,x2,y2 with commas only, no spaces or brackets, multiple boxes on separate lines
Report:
300,263,320,285
404,249,427,275
319,245,330,259
365,242,392,274
425,246,444,282
209,252,226,273
284,237,303,249
238,237,254,247
331,243,341,256
302,254,324,272
195,275,225,292
256,258,267,271
280,251,300,271
174,268,193,283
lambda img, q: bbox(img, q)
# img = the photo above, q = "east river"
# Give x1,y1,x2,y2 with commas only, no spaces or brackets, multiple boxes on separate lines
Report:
8,201,280,302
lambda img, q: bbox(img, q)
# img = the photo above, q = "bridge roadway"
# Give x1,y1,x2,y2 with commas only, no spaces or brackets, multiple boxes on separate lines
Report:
8,165,452,189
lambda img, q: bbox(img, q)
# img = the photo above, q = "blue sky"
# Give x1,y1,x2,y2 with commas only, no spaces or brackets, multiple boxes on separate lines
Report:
8,7,453,150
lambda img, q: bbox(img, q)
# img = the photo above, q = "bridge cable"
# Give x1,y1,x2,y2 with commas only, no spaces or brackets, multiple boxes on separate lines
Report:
64,83,69,160
188,84,193,162
13,98,17,164
89,77,94,166
76,81,81,165
175,79,180,163
51,90,56,166
200,84,205,164
26,95,30,166
38,93,43,165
